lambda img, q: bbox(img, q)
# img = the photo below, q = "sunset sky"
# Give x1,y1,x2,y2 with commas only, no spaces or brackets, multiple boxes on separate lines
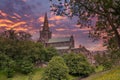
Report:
0,0,106,51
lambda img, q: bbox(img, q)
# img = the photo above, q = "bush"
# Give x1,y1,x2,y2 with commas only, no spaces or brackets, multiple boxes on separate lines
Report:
5,67,15,78
4,60,16,78
0,53,16,78
17,60,33,74
94,52,113,70
63,53,94,77
43,56,69,80
0,53,8,70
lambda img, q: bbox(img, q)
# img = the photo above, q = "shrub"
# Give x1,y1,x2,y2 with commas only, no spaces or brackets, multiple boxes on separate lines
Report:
43,56,69,80
0,53,8,70
5,67,15,78
94,52,114,70
17,60,33,74
63,53,94,77
0,53,16,78
5,59,16,78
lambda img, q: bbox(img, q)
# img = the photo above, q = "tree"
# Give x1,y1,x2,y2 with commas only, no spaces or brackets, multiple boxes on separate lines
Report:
0,53,8,70
63,53,94,77
45,47,58,62
5,60,16,78
0,52,16,78
0,29,31,41
16,31,32,41
109,50,120,65
17,60,33,74
94,52,112,70
0,29,17,40
49,0,120,49
43,56,69,80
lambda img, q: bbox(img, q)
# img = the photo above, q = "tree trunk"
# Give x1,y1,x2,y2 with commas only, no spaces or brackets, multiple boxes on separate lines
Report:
107,15,120,49
112,27,120,49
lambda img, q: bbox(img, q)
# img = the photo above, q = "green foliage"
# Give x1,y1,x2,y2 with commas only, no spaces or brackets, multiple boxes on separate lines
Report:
109,50,120,65
0,29,31,41
5,59,16,78
43,56,69,80
94,49,120,71
50,0,120,49
0,36,58,77
94,53,112,70
17,60,33,74
0,68,77,80
0,53,16,78
0,53,8,70
5,67,15,78
84,66,120,80
95,65,104,72
63,53,94,77
45,47,58,62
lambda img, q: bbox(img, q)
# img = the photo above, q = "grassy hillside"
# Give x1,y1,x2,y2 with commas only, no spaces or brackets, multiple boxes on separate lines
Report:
0,68,44,80
0,68,76,80
82,66,120,80
1,67,120,80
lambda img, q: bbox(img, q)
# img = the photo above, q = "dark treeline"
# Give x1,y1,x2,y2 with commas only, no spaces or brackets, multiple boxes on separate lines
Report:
0,29,94,79
0,29,58,78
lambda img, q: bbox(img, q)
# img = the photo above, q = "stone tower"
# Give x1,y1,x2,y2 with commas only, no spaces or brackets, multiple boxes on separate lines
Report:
39,13,52,45
70,35,75,48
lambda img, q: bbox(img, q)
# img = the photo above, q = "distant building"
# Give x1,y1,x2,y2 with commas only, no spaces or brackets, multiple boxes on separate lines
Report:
38,13,94,64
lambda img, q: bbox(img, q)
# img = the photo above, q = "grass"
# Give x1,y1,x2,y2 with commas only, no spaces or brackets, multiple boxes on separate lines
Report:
1,67,119,80
95,65,104,72
0,68,77,80
1,67,120,80
0,68,44,80
68,75,78,80
82,66,120,80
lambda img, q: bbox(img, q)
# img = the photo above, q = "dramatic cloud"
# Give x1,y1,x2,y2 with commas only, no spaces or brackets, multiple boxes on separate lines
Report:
0,10,7,17
22,0,27,2
87,41,107,51
0,0,106,51
38,16,44,22
49,15,67,21
0,0,41,36
49,23,55,27
56,28,67,31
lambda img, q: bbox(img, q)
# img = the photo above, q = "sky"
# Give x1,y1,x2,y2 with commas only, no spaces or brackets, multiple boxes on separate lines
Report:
0,0,106,51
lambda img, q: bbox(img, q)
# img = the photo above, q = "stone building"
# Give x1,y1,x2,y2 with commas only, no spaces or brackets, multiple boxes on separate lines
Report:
38,13,95,64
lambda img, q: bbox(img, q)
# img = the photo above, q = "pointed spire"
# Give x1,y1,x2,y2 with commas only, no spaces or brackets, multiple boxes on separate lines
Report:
44,12,48,23
43,12,49,31
70,35,74,42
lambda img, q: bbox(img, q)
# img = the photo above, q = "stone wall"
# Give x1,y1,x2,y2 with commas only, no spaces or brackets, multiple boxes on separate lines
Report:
47,41,70,47
57,48,95,64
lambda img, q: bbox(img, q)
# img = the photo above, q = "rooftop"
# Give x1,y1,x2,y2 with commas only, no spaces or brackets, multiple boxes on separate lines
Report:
47,37,71,43
55,46,70,50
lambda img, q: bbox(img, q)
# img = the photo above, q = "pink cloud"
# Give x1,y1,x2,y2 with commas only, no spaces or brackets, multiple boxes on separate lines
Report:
0,10,7,17
22,0,27,2
71,28,80,32
56,28,68,31
38,16,44,22
49,15,67,21
74,24,81,28
52,33,70,37
49,23,55,27
79,27,91,31
87,41,107,51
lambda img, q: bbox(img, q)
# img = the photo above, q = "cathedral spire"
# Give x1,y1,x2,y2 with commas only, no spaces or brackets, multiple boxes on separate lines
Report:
43,12,49,31
39,12,52,45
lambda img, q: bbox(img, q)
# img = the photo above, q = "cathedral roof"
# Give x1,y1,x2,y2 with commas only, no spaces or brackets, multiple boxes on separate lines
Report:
55,46,70,50
47,37,71,43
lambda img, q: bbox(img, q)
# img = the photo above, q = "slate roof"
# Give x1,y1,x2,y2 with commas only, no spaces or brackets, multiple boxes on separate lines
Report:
55,46,70,50
47,37,71,43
